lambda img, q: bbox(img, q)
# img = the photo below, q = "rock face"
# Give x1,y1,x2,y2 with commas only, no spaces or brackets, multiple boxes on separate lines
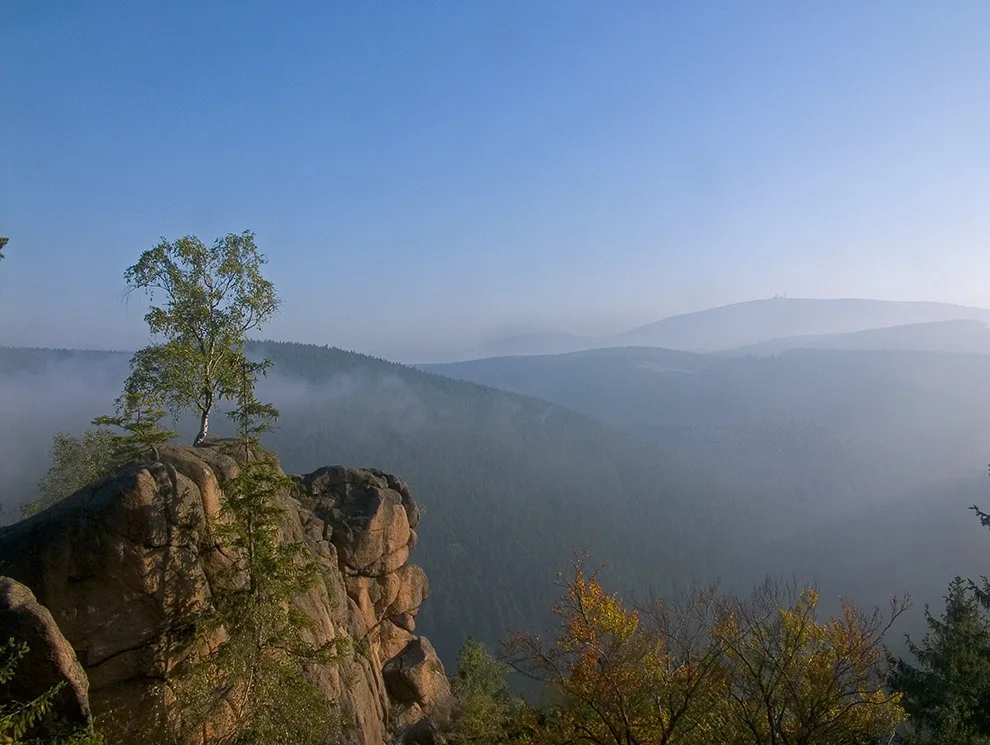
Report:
0,577,92,736
0,443,451,745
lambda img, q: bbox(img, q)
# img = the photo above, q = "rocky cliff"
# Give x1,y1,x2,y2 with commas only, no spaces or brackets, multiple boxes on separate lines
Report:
0,442,450,744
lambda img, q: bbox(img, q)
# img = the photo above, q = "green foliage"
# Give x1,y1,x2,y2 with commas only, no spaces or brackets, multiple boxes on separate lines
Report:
22,394,174,518
448,639,526,745
506,561,906,745
971,504,990,610
0,236,8,262
0,639,53,742
225,358,278,449
92,391,175,462
169,454,335,744
0,638,104,745
715,581,907,745
889,578,990,744
122,232,280,444
22,429,119,517
888,507,990,745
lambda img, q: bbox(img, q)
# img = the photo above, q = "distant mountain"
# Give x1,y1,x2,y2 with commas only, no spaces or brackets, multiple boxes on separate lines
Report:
436,298,990,361
438,331,599,363
726,319,990,356
614,298,990,352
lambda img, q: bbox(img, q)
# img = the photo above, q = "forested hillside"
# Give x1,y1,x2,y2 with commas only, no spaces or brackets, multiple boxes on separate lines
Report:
0,343,751,664
425,346,990,509
5,341,990,666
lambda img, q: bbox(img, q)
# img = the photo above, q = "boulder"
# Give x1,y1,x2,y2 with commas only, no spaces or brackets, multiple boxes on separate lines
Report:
0,442,448,745
301,466,413,575
382,638,452,721
0,576,91,734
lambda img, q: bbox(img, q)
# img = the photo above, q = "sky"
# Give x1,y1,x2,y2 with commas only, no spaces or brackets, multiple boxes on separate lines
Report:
2,1,989,361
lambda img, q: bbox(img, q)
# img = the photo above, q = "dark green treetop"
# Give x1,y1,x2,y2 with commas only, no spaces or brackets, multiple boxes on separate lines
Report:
889,576,990,744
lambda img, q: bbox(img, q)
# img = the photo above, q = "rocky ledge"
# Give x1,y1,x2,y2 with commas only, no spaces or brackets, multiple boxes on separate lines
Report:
0,442,450,745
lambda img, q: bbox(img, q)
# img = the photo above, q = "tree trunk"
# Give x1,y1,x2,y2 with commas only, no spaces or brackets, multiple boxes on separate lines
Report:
194,408,209,445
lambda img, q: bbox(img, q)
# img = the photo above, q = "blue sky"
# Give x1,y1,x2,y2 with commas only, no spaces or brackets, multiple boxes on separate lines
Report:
2,1,989,360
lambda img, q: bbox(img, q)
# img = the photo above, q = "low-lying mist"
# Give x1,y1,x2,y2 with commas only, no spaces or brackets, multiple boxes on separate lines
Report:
0,353,434,517
3,342,990,663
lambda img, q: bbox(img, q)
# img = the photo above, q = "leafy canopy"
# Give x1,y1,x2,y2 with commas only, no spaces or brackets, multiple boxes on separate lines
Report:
123,231,279,443
716,580,906,745
886,505,990,745
505,554,735,745
505,554,907,745
22,430,119,518
889,577,990,745
449,639,527,745
23,394,175,518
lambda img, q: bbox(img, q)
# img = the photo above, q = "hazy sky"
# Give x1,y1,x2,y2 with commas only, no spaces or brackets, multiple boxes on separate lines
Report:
2,1,989,360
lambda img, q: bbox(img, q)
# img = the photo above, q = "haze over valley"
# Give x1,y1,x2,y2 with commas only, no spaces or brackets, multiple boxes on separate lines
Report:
4,4,990,743
6,295,990,663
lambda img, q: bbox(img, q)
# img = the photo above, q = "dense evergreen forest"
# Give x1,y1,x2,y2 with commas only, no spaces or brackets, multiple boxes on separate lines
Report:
1,342,750,664
5,339,990,670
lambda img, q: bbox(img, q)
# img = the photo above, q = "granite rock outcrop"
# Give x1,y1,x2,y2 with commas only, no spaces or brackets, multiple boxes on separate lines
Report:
0,442,450,744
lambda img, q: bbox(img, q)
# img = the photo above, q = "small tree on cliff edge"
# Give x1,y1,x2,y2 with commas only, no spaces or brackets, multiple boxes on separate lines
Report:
168,360,340,745
123,231,279,444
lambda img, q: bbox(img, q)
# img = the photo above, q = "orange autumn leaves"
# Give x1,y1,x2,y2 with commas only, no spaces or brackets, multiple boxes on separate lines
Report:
504,555,906,745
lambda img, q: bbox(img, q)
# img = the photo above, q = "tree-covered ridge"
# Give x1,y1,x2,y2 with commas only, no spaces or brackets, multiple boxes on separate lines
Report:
244,342,748,663
0,347,128,376
7,249,990,743
7,337,990,671
0,340,751,664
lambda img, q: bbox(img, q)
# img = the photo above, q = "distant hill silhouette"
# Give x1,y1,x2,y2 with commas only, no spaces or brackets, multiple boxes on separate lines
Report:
614,298,990,351
437,298,990,361
725,318,990,356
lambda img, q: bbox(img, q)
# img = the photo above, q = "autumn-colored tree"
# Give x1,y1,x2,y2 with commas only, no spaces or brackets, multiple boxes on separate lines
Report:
506,557,907,745
504,553,732,745
715,579,907,745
